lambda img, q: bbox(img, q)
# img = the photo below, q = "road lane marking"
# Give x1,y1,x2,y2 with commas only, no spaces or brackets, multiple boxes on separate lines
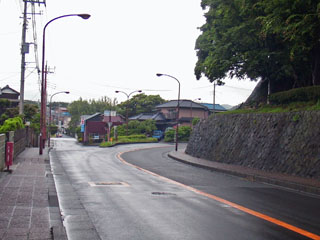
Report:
117,151,320,240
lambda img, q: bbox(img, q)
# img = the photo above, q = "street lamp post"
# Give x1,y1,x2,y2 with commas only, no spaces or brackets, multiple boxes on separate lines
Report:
115,90,142,136
191,98,201,119
48,91,70,147
212,80,225,115
39,13,90,155
156,73,180,151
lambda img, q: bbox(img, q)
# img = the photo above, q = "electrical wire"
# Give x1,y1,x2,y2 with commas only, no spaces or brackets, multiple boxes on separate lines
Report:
30,2,42,95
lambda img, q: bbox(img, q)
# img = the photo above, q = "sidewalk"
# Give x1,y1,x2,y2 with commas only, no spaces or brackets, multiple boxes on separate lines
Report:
0,147,67,240
169,149,320,195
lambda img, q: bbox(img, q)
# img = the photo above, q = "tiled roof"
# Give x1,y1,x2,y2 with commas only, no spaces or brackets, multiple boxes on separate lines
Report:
200,103,227,111
155,100,208,110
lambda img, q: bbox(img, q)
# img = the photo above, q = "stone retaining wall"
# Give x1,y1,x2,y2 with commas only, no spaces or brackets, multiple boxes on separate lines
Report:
186,111,320,179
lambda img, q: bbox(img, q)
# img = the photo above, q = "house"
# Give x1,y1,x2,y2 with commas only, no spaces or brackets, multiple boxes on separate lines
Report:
154,100,210,127
81,111,125,144
0,85,20,107
200,103,227,113
129,112,167,131
82,113,106,144
50,107,71,133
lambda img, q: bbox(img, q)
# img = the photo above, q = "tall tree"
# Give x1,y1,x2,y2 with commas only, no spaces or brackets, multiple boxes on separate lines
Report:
67,97,117,134
116,94,166,118
195,0,320,103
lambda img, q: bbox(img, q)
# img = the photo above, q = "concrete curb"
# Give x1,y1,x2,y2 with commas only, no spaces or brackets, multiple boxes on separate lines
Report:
47,148,68,240
168,151,320,196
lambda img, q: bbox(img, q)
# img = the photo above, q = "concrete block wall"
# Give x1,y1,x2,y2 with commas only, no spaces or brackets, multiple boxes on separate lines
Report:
0,134,5,171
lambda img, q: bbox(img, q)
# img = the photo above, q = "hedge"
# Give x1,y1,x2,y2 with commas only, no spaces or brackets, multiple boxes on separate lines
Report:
269,86,320,105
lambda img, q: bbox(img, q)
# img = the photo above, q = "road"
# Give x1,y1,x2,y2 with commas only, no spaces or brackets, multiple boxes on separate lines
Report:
50,138,320,240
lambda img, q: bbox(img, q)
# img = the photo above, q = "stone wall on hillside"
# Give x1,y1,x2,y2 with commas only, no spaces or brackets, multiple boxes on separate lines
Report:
185,111,320,179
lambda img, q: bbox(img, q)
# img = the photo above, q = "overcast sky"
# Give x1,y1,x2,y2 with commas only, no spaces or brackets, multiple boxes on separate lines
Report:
0,0,257,106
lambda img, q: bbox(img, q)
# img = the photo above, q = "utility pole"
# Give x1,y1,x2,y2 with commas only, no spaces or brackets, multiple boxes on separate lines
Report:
19,0,28,115
19,0,46,115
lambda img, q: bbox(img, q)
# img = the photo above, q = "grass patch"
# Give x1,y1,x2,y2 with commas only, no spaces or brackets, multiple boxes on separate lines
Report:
220,100,320,115
100,135,158,147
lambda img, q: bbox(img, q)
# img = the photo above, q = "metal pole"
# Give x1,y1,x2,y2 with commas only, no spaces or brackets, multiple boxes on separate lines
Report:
19,0,28,115
156,73,180,151
115,90,142,136
213,82,216,114
39,13,90,155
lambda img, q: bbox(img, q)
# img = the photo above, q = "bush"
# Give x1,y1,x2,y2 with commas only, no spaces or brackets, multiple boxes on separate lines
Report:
269,86,320,105
164,126,192,142
118,134,146,140
164,129,175,142
111,120,157,137
192,117,200,126
49,125,58,135
100,136,157,147
0,116,24,133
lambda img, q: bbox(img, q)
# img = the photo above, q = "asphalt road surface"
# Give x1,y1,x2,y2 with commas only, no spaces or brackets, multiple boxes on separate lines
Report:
50,138,320,240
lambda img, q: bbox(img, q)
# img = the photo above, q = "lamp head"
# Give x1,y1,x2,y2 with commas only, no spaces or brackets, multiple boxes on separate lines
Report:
138,90,142,93
78,14,91,19
65,91,70,94
156,73,163,77
115,91,120,93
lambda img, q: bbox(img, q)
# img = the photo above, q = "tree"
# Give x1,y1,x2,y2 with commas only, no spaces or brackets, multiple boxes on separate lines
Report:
24,104,38,122
195,0,320,103
257,0,320,86
67,97,117,135
116,94,166,117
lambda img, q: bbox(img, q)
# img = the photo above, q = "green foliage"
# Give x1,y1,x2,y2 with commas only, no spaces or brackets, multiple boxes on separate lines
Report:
0,116,24,133
192,117,200,126
30,113,40,134
118,134,147,140
179,126,192,141
67,96,117,135
0,99,10,115
0,113,9,125
164,126,192,142
195,0,320,95
292,113,300,122
164,129,175,142
112,120,157,136
49,125,58,135
24,104,38,122
116,93,166,118
100,141,115,147
269,86,320,105
100,135,157,147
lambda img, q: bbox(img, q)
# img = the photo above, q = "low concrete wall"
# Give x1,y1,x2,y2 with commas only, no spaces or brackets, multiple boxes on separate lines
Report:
186,111,320,179
0,134,5,171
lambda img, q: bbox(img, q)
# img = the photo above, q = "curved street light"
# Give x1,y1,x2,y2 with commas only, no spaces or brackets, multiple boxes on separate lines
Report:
156,73,180,151
191,98,201,119
115,90,142,135
48,91,70,147
39,13,90,155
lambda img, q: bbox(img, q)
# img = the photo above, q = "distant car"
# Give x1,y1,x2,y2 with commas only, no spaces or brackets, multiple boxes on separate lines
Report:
56,133,62,137
152,130,164,141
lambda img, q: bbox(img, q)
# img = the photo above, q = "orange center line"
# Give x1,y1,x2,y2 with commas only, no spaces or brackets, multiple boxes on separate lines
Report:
117,151,320,240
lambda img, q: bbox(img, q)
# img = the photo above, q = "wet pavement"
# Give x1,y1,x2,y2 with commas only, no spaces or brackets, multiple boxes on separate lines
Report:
169,148,320,195
0,147,66,240
0,142,319,240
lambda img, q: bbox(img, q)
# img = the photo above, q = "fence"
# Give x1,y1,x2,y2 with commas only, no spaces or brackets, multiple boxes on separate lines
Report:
0,128,38,171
